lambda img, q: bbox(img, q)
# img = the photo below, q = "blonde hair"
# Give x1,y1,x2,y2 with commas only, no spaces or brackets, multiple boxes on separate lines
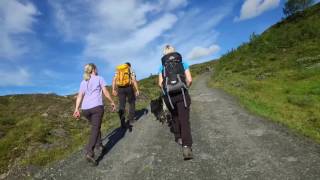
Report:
83,63,96,81
163,44,176,55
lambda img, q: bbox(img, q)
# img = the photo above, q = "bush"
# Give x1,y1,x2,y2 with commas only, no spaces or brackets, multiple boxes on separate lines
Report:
287,95,314,107
0,118,17,126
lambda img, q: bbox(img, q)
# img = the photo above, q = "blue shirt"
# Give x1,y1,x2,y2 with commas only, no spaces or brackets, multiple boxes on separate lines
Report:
158,62,190,74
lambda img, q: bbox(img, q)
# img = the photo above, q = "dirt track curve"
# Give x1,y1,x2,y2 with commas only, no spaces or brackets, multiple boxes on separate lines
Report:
32,73,320,180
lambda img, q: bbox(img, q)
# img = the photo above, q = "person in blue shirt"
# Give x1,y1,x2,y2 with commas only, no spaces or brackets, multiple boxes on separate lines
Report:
158,45,193,160
158,62,190,74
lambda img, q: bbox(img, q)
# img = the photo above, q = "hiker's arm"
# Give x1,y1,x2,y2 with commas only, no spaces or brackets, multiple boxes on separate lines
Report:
73,92,84,119
112,76,117,96
132,76,140,96
185,69,192,87
102,86,116,112
158,73,163,88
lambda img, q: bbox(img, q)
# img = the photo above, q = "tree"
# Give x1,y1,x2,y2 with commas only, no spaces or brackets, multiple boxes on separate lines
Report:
283,0,314,17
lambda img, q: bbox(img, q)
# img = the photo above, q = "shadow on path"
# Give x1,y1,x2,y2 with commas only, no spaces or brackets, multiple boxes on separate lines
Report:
96,108,148,164
96,127,127,164
135,108,148,121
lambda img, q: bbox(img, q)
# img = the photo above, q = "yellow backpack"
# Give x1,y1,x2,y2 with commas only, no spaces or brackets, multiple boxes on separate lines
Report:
116,64,131,87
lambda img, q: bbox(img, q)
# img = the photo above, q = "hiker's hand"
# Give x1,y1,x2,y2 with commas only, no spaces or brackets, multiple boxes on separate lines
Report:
135,90,140,97
112,90,118,97
73,110,80,120
110,102,116,112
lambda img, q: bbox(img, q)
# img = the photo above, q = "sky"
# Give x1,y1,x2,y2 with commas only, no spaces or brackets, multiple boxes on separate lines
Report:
0,0,318,95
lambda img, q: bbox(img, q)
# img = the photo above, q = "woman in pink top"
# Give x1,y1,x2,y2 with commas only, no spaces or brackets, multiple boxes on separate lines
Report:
73,63,116,165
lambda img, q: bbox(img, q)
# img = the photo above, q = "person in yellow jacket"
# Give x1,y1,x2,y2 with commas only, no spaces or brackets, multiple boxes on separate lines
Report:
112,62,140,130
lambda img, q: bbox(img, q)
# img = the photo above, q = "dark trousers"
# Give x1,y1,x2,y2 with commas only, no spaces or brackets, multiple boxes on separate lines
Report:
164,91,192,147
82,105,104,156
118,86,136,126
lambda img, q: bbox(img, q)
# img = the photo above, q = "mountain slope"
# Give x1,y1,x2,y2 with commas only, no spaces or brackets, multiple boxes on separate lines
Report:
211,3,320,142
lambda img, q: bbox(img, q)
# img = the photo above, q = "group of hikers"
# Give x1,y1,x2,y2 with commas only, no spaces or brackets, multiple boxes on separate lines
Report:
73,45,193,165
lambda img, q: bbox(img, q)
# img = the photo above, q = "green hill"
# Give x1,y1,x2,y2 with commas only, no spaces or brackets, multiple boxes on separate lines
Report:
210,3,320,142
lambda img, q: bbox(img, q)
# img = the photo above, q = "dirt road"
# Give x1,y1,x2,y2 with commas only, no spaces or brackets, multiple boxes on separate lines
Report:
33,73,320,180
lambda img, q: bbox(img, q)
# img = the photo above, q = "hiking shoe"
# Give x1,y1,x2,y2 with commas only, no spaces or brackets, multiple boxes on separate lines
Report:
182,146,193,160
95,144,104,152
175,138,182,146
129,119,136,125
85,154,98,166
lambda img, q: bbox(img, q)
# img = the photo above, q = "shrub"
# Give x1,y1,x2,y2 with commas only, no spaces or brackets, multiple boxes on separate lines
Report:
287,95,314,107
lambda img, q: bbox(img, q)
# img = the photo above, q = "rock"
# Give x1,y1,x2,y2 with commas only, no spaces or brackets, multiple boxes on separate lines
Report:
41,113,49,117
256,74,267,81
40,143,54,150
50,128,67,138
0,131,5,139
0,172,8,179
231,81,243,88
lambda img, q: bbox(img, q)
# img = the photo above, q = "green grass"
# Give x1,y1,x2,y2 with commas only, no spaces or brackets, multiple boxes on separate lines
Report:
210,3,320,142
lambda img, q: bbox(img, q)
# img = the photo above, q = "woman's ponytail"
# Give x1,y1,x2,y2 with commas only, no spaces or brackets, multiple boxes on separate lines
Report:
163,44,176,55
83,63,96,81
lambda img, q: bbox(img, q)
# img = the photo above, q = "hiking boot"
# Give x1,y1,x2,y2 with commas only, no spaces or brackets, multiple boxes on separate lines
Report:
85,154,97,166
182,146,193,160
175,138,182,146
95,144,104,152
129,119,136,125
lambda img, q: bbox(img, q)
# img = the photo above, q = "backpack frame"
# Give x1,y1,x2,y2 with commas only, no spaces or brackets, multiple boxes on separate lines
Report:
161,52,188,109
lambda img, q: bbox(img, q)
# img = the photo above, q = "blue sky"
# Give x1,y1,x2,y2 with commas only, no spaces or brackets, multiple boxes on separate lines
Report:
0,0,318,95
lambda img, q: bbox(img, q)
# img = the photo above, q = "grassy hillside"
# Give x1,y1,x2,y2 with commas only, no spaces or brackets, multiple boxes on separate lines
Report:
0,88,152,176
0,94,119,175
210,3,320,142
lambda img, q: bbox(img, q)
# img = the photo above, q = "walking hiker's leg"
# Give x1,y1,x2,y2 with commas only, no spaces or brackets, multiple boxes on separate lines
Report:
87,106,104,156
118,88,126,128
171,109,181,140
164,95,181,140
95,107,104,147
83,110,93,155
95,131,102,147
177,101,192,147
127,87,136,122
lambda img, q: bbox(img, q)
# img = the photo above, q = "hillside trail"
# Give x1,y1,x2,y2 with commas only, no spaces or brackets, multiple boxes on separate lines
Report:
33,72,320,180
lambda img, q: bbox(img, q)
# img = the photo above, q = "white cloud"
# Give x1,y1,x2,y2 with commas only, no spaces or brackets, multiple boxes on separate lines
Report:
187,44,220,60
95,0,157,31
0,0,38,59
49,0,232,78
235,0,280,21
84,13,177,62
160,0,188,10
0,68,31,87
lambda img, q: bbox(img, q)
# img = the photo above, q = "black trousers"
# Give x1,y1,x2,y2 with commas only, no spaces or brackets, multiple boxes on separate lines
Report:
118,86,136,126
82,105,104,156
164,91,192,147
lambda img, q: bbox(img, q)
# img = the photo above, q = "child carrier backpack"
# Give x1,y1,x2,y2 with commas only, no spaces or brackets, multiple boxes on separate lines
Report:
161,52,188,109
116,64,131,87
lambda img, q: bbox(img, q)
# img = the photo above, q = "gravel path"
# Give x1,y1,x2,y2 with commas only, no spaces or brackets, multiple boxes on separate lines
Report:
33,73,320,180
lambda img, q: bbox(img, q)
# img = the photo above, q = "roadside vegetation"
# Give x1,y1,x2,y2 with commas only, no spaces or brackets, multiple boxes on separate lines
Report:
210,3,320,142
